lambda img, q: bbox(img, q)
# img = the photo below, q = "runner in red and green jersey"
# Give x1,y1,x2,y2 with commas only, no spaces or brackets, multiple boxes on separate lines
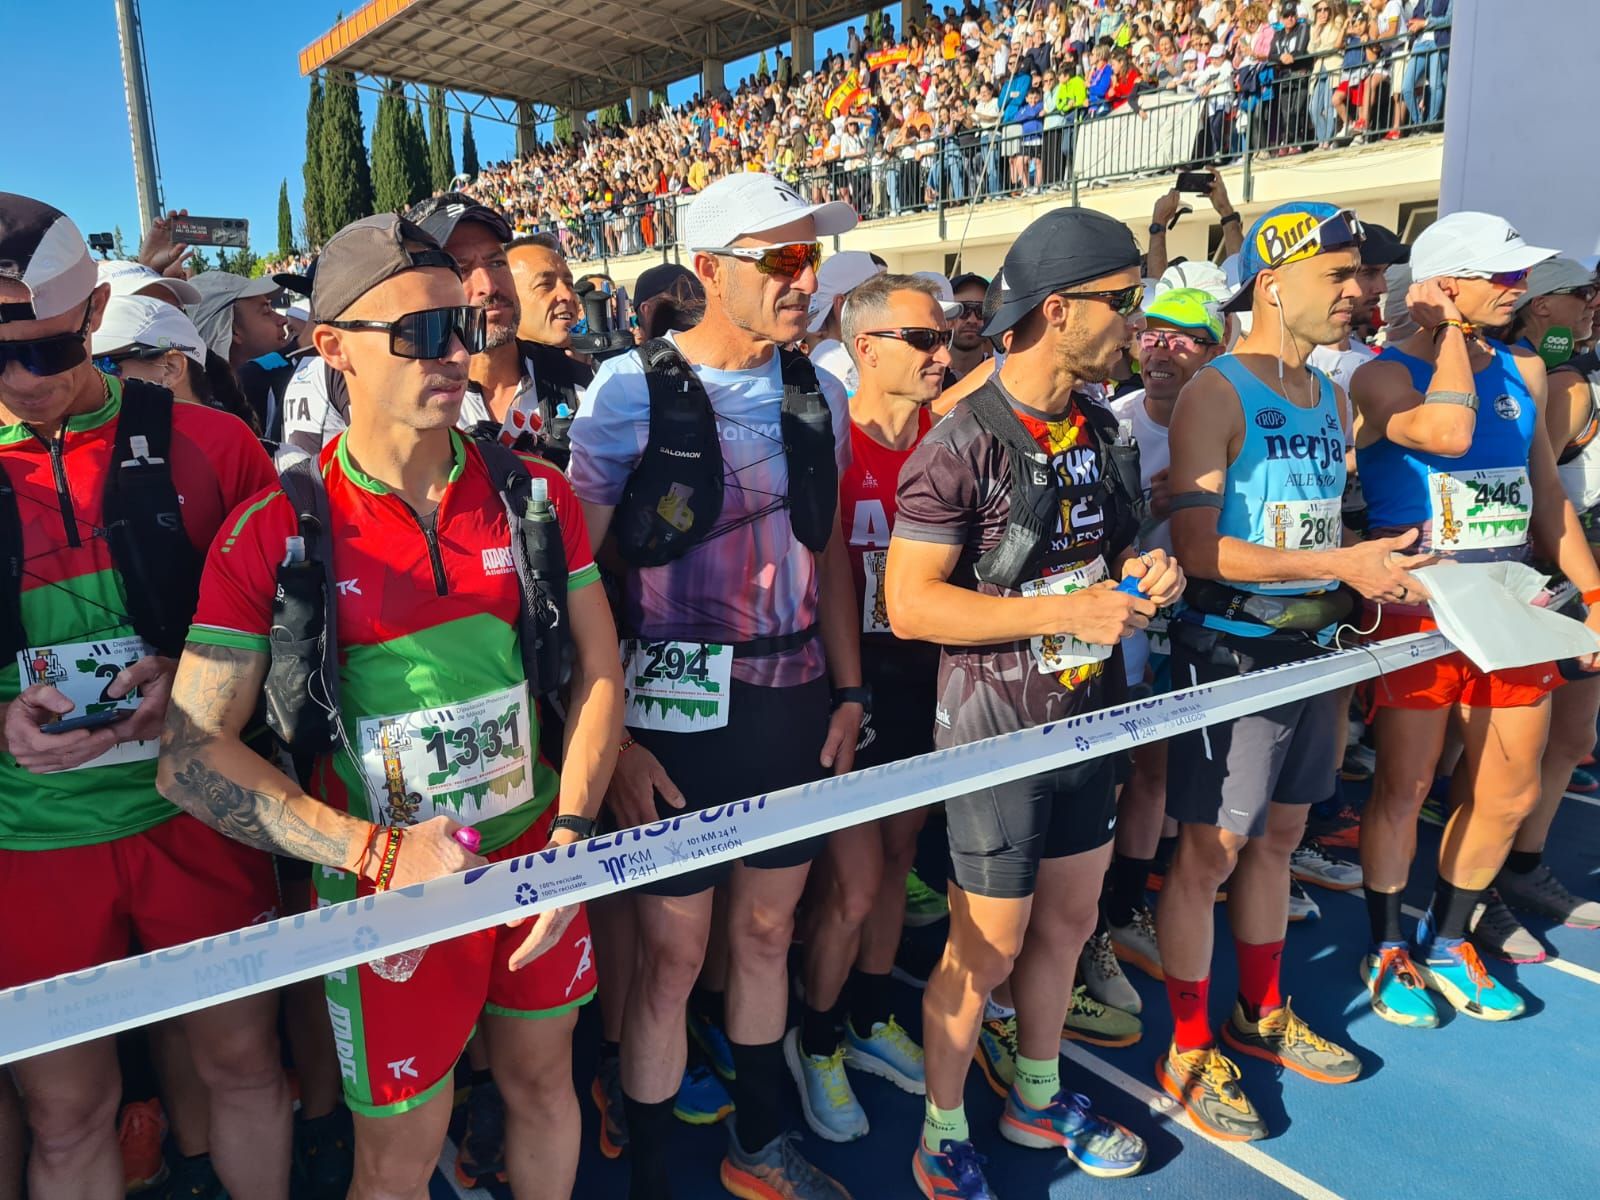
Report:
158,213,624,1200
0,193,290,1200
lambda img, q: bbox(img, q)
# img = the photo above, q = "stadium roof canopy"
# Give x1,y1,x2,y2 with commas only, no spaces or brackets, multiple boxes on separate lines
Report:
300,0,879,118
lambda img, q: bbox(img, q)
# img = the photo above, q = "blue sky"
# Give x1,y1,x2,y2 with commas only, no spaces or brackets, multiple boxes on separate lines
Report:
4,0,859,257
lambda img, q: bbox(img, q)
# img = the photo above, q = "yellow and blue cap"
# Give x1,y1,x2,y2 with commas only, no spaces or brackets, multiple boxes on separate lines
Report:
1223,201,1364,313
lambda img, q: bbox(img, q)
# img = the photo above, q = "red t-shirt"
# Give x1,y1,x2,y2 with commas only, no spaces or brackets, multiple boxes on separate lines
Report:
842,408,933,638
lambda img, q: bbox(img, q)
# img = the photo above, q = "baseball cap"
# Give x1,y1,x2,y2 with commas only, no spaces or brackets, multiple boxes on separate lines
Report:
91,295,208,367
1381,262,1414,333
186,272,288,359
405,192,513,248
97,259,202,307
807,251,884,332
1359,222,1410,268
310,213,459,323
1155,259,1230,304
0,192,97,324
1408,211,1556,283
1143,287,1224,343
983,207,1142,337
684,172,857,252
911,270,966,321
1513,256,1598,311
1223,201,1365,313
949,271,991,294
634,262,704,307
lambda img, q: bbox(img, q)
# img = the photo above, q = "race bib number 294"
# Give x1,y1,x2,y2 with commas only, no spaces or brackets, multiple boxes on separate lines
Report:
622,639,732,732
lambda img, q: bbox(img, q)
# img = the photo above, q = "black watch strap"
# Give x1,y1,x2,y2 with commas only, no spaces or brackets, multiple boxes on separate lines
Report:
831,685,873,715
1148,222,1166,236
1219,212,1242,226
550,814,597,839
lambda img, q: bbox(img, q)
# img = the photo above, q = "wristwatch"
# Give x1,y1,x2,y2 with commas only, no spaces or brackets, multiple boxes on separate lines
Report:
550,814,597,840
1219,212,1242,226
1148,222,1166,236
830,685,873,716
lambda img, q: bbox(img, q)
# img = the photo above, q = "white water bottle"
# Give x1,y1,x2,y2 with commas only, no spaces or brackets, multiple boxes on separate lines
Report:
367,825,482,982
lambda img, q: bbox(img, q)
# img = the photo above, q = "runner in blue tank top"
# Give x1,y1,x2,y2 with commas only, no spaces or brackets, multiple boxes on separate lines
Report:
1351,211,1600,1030
1160,202,1426,1142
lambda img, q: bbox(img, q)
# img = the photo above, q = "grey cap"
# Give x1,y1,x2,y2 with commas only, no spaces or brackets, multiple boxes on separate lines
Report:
186,271,284,358
309,213,459,323
1514,256,1598,312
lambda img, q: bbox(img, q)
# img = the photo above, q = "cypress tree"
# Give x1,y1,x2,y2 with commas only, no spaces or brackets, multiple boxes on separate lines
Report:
318,68,374,230
428,86,456,192
402,97,432,205
461,112,480,178
302,74,326,245
370,80,407,214
276,180,295,258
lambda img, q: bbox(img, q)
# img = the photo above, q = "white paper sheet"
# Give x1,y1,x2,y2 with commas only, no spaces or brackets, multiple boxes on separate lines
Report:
1412,561,1600,671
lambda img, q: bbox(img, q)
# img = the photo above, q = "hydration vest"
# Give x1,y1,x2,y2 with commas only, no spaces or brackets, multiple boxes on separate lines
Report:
463,340,593,471
1555,350,1600,514
0,379,202,661
612,338,838,568
962,380,1144,590
261,439,573,755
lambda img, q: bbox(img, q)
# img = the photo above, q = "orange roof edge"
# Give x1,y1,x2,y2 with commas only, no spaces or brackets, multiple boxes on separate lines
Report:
298,0,419,76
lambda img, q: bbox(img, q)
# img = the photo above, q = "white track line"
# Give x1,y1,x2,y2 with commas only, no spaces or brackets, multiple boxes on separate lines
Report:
1062,1043,1350,1200
1562,790,1600,811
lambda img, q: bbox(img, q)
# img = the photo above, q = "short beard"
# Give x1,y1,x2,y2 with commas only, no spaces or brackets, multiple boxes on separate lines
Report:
484,321,518,350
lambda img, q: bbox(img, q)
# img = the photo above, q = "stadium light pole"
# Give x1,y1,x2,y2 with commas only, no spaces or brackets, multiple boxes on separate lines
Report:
114,0,165,236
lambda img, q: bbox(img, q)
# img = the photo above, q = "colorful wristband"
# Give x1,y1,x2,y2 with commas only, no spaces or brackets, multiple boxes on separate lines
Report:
1582,587,1600,606
373,827,404,892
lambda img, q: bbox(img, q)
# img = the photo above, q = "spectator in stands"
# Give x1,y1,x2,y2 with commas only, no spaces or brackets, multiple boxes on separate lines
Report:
1308,2,1348,149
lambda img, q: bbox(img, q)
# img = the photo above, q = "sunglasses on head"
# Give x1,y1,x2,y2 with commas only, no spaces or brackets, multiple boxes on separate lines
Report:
322,305,487,360
0,304,93,378
1055,284,1145,317
694,242,823,277
863,327,954,352
1136,328,1215,353
1270,209,1365,268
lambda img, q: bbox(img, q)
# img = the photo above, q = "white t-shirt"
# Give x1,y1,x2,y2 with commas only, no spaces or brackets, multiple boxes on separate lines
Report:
810,339,858,394
280,355,347,456
1308,340,1375,423
1108,388,1174,555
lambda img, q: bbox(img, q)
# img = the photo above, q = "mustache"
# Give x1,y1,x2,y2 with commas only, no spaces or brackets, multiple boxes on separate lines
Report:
474,293,517,312
423,370,468,389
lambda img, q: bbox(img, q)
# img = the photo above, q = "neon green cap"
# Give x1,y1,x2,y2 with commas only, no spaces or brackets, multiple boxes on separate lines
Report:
1143,287,1224,343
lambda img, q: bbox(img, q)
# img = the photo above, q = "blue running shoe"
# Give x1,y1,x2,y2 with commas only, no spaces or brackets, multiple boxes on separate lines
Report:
783,1029,868,1142
688,1011,736,1081
1359,944,1439,1028
1415,933,1526,1021
913,1138,997,1200
845,1016,925,1094
999,1088,1147,1178
674,1063,734,1125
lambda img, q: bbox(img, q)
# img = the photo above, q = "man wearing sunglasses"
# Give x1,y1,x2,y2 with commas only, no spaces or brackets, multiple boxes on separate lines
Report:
160,212,625,1200
890,207,1183,1197
569,171,859,1200
1352,211,1600,1028
0,193,290,1199
947,272,992,382
786,274,950,1144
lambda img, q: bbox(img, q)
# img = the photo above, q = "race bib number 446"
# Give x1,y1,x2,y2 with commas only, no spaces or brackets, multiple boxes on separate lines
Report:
1429,467,1531,551
355,683,533,828
18,634,154,772
622,640,732,732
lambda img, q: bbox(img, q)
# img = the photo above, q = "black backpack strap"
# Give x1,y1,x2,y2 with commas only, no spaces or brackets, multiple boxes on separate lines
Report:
263,452,340,753
0,463,27,662
778,348,839,552
1076,394,1145,557
103,380,203,656
965,381,1059,589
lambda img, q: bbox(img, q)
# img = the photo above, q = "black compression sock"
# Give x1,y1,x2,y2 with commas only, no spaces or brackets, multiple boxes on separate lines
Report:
689,985,725,1031
846,969,895,1034
1430,879,1484,943
1502,849,1541,876
599,1039,621,1065
622,1093,675,1200
1154,835,1179,873
799,1000,843,1058
1107,853,1154,925
1365,887,1405,946
728,1039,786,1152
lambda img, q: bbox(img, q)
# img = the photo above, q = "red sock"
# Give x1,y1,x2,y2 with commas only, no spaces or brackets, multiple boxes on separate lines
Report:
1164,974,1212,1052
1234,938,1284,1019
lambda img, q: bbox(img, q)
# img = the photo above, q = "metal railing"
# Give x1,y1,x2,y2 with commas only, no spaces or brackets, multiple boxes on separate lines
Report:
516,33,1450,268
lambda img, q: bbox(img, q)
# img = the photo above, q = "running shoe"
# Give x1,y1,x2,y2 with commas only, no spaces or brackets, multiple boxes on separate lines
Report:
783,1028,869,1142
1220,1000,1361,1084
1414,933,1527,1021
974,1015,1017,1098
1494,862,1600,927
1287,879,1321,923
1062,984,1142,1049
118,1099,169,1194
1359,944,1439,1028
913,1138,996,1200
455,1077,508,1188
721,1125,852,1200
1154,1044,1267,1142
1340,742,1376,782
845,1016,926,1094
591,1058,629,1157
689,1010,736,1081
1000,1088,1148,1177
1109,905,1163,981
1568,766,1599,795
1310,803,1363,849
1470,893,1546,964
1419,777,1451,828
675,1062,735,1125
293,1105,355,1200
904,869,950,926
1079,928,1142,1013
1145,872,1226,901
1290,837,1362,891
163,1152,227,1199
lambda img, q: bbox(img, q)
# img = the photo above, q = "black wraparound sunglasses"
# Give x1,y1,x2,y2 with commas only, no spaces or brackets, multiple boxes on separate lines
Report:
322,305,487,360
862,327,955,352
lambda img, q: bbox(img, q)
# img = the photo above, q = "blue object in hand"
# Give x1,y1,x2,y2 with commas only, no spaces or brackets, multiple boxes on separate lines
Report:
1115,575,1148,597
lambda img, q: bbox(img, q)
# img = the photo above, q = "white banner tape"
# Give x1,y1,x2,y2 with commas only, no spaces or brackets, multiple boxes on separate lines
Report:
0,631,1451,1065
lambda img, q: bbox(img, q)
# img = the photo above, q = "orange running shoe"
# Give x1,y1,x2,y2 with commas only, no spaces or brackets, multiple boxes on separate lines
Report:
119,1098,169,1193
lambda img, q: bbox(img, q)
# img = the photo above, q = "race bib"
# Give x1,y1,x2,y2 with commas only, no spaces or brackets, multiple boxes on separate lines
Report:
1429,467,1531,552
1022,559,1112,674
862,550,892,634
622,640,733,732
1260,496,1341,592
17,635,155,772
355,683,533,828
